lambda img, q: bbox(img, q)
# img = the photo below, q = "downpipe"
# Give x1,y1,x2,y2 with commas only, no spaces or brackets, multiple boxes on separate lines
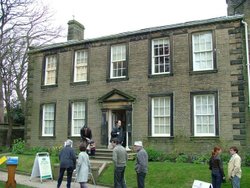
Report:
242,20,250,108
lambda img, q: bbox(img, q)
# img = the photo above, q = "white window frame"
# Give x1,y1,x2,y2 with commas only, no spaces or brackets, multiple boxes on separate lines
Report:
42,104,55,136
44,55,57,85
192,31,213,71
110,44,126,78
151,96,171,137
74,50,88,82
193,94,216,136
71,101,86,136
152,38,170,75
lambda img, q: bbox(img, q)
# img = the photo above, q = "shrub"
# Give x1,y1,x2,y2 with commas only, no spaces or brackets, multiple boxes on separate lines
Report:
48,145,63,157
164,153,178,162
191,154,210,164
243,152,250,167
146,147,165,161
176,153,189,163
12,138,25,154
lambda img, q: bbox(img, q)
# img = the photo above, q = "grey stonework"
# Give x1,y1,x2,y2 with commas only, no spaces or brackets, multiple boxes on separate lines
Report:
26,14,250,154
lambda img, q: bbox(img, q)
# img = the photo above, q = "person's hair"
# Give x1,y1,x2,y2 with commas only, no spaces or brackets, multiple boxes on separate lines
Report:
211,146,221,157
65,139,73,147
79,143,87,151
230,146,238,153
111,137,120,144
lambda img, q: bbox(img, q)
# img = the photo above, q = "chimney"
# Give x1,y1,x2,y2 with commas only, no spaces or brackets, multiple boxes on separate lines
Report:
67,20,85,41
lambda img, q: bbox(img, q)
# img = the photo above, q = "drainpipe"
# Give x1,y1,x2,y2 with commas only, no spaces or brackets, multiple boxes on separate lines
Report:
242,20,250,108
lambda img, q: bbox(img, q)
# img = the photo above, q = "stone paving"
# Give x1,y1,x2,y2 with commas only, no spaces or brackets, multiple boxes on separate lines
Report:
0,171,110,188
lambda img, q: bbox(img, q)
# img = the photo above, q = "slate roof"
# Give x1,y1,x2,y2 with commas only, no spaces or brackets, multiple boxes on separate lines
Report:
29,15,244,53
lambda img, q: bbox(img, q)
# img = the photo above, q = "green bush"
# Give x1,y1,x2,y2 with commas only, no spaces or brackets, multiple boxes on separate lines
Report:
243,152,250,166
191,154,210,164
146,147,165,161
48,145,63,157
175,153,189,163
12,138,25,154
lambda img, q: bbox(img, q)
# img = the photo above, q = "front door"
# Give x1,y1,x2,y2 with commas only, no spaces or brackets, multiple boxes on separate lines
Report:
99,89,135,149
101,108,132,149
111,110,126,147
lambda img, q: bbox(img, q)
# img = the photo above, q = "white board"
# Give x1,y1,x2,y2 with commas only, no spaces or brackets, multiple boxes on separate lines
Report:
30,152,53,182
192,180,213,188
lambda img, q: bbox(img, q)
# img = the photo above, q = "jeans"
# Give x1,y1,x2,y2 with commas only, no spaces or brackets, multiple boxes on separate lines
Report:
137,172,146,188
211,170,222,188
114,166,126,188
57,167,74,188
231,176,240,188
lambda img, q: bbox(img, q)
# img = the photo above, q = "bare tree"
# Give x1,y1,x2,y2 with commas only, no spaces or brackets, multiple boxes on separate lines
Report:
0,0,62,147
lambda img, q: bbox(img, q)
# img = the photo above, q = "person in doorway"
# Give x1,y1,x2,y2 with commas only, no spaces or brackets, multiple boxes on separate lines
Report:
111,137,128,188
80,124,92,146
134,141,148,188
57,139,77,188
228,146,242,188
76,143,91,188
209,146,225,188
111,120,124,144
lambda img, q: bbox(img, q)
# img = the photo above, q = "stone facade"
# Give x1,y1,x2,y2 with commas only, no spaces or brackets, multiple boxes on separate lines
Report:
26,13,250,154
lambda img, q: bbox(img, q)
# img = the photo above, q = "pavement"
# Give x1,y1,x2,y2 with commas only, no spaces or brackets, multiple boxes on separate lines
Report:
0,171,111,188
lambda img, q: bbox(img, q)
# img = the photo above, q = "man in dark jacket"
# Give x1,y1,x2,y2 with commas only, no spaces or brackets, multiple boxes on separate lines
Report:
57,139,76,188
111,120,124,145
80,125,92,141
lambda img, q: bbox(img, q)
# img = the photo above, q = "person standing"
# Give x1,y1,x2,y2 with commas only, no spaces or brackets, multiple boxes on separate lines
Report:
111,120,124,144
209,146,225,188
228,146,242,188
57,139,77,188
111,137,128,188
134,141,148,188
76,143,91,188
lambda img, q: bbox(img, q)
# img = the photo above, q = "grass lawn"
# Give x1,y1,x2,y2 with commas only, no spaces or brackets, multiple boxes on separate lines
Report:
0,154,250,188
98,161,250,188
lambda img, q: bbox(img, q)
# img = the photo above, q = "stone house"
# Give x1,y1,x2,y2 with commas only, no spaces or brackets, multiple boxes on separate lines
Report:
26,0,250,153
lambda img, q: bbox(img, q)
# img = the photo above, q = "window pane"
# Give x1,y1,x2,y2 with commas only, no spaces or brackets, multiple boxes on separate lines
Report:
45,55,57,85
111,45,126,78
74,50,88,82
42,104,54,136
152,38,170,74
72,102,86,136
192,32,213,71
194,94,215,136
152,97,171,136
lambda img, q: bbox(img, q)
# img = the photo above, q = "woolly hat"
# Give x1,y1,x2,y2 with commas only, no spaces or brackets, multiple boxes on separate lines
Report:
134,141,143,147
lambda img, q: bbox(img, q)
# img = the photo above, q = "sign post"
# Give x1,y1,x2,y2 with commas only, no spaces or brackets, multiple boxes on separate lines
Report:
5,156,18,188
30,152,53,182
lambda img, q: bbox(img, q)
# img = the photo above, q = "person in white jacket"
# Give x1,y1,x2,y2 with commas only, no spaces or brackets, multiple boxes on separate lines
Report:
228,146,242,188
76,143,91,188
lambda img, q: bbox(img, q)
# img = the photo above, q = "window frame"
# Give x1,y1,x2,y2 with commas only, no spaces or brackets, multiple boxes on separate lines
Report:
149,93,174,137
190,91,219,137
42,54,58,86
109,43,128,80
150,37,171,75
73,49,89,83
40,103,56,137
69,99,87,137
190,30,217,73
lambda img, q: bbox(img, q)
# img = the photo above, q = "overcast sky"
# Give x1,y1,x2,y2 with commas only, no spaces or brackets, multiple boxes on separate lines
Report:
43,0,228,41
